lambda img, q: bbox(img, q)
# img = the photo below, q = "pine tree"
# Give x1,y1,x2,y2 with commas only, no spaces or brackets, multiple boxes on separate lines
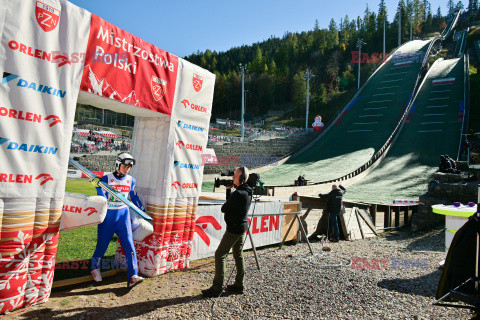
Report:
327,19,339,49
448,0,455,16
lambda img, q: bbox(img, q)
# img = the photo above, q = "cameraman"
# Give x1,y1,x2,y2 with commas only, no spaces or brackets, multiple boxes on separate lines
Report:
309,184,346,243
202,167,253,297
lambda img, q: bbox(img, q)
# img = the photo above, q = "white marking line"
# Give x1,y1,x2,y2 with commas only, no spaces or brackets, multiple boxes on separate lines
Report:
380,79,402,83
424,113,446,116
372,92,395,97
431,90,451,94
354,122,379,125
364,107,387,110
385,72,407,76
377,85,399,90
368,100,392,103
348,130,374,132
359,114,383,117
421,122,445,124
426,105,448,109
392,65,410,69
429,97,449,101
418,130,443,133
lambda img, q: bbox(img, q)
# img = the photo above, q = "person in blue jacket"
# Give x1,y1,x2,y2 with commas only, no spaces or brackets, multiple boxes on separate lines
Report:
90,152,145,288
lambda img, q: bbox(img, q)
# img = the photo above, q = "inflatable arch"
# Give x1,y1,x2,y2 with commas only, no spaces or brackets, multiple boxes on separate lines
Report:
0,0,214,313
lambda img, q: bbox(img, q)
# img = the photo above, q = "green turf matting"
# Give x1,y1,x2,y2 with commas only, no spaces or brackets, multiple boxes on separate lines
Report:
261,40,432,186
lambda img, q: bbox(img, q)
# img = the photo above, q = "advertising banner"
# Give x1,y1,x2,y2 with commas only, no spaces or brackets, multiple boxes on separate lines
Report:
165,59,215,198
191,201,284,260
0,0,91,313
80,14,179,115
0,0,90,199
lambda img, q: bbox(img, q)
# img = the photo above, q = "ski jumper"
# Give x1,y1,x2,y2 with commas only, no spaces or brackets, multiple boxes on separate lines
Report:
91,172,145,283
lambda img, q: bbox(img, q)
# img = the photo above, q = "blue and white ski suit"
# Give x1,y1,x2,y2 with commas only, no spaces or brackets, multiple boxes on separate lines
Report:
91,172,145,284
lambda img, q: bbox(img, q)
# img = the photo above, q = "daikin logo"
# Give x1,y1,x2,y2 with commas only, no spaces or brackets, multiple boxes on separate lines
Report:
0,137,58,155
2,72,67,98
173,161,200,170
176,120,205,133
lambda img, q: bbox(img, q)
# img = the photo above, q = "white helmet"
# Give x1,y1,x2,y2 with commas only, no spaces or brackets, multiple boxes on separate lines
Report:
115,153,135,171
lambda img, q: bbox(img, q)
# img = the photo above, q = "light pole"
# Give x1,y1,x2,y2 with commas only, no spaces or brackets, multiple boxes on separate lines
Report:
410,16,413,41
239,63,246,141
357,39,365,90
304,69,313,132
383,18,386,62
398,7,402,47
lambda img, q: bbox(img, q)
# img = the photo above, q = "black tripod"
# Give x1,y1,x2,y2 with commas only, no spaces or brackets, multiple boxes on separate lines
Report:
434,166,480,317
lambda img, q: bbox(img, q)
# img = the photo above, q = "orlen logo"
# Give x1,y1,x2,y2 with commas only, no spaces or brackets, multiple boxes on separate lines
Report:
35,173,54,186
8,40,71,68
62,206,98,216
111,185,130,193
192,73,203,92
180,99,207,113
0,137,58,155
2,72,67,99
0,107,62,127
0,173,53,185
176,140,203,152
171,181,198,190
35,0,61,32
195,216,221,246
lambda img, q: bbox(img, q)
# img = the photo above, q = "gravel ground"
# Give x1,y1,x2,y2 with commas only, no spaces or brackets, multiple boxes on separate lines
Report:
7,227,473,320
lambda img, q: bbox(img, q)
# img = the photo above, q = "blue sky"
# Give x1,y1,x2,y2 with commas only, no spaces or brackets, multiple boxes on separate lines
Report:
69,0,455,58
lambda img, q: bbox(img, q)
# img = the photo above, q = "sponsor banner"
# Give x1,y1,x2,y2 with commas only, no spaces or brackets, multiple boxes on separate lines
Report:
66,169,106,179
432,77,455,85
191,201,284,260
0,0,90,199
80,14,179,115
60,192,108,231
165,59,215,198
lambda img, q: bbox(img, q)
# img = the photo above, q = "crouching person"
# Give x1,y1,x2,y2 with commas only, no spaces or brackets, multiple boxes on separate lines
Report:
202,167,253,297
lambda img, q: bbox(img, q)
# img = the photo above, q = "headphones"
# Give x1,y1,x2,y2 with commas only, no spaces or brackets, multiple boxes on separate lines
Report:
238,166,249,184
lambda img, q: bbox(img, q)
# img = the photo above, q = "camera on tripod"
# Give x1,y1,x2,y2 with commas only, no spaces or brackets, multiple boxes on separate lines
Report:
214,170,235,188
214,169,262,190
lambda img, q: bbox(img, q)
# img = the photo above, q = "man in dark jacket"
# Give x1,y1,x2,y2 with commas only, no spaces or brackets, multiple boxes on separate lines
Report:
202,167,253,297
311,184,346,242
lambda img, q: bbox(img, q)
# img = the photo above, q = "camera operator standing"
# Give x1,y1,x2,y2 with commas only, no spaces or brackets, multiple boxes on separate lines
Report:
202,167,253,297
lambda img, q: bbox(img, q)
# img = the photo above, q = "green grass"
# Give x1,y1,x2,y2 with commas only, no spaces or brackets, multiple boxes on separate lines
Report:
55,179,117,280
202,181,215,193
65,178,97,196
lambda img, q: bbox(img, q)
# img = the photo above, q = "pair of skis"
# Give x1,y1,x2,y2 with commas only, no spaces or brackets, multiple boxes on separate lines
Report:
69,157,152,222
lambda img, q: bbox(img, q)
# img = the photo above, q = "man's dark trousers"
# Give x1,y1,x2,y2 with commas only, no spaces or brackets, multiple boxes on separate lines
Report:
212,230,246,291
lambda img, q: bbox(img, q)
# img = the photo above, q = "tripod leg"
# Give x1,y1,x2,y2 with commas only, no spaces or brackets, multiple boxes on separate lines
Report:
247,228,261,271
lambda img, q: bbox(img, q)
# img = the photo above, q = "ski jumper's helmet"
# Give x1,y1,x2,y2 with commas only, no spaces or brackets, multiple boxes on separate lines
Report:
115,153,135,171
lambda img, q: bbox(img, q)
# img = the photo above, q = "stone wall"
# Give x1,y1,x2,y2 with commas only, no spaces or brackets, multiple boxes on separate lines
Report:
412,164,478,231
204,132,318,174
69,154,116,173
69,132,318,175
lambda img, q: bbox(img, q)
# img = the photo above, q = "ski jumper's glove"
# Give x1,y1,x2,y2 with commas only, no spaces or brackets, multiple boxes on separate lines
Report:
91,177,101,187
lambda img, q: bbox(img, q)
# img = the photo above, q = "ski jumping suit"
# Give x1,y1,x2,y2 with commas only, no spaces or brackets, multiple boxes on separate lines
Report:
91,172,145,283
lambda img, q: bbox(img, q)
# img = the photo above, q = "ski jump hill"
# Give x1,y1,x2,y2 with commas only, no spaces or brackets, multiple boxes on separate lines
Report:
261,15,467,202
261,40,431,186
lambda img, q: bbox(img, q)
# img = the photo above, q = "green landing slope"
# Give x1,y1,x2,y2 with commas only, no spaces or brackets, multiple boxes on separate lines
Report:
345,56,466,203
261,40,431,186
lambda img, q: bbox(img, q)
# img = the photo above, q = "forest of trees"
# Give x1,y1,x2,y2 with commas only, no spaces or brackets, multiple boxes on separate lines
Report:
185,0,478,123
